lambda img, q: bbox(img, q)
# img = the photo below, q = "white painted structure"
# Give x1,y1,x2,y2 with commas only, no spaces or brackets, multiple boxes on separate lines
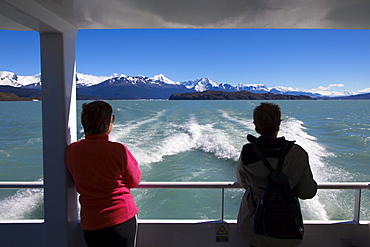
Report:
0,181,370,246
0,0,370,246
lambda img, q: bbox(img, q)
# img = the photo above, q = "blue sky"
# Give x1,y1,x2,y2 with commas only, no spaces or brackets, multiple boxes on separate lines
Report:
1,29,370,94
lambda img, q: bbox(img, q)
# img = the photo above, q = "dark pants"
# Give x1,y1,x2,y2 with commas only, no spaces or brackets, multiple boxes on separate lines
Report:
84,216,137,247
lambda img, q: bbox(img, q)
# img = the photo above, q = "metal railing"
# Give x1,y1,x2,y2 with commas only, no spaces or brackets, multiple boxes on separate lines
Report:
0,182,44,189
1,181,369,223
316,182,370,223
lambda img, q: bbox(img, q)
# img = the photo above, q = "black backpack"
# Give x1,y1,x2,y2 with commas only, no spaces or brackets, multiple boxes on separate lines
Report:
250,142,304,240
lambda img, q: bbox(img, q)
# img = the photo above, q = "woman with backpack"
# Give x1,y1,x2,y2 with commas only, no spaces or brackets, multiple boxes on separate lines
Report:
236,102,317,247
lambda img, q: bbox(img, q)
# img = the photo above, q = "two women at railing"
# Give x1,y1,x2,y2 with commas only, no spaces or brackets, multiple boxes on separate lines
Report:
65,101,317,247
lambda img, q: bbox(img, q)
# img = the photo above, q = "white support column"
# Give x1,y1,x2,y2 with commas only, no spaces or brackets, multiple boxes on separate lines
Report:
40,32,78,247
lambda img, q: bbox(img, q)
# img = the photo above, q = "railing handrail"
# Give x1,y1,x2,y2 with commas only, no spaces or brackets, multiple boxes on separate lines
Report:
0,181,44,189
1,181,369,190
136,181,240,189
1,181,369,223
317,182,370,190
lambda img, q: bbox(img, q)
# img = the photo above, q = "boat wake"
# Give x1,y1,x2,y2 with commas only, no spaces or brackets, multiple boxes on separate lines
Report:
0,180,43,220
0,105,361,221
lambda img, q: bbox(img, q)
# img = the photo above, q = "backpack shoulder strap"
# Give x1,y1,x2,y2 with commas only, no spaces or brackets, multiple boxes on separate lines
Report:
251,144,274,172
251,141,289,173
276,141,288,172
249,141,289,210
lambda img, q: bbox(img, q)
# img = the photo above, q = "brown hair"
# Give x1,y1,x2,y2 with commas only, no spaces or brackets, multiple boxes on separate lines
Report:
253,102,281,137
81,101,113,135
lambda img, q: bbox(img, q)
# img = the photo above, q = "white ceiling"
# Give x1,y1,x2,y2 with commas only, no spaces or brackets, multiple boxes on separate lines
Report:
1,0,370,33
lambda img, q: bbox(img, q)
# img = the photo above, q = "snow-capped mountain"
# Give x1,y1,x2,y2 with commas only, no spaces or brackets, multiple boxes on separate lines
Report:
181,78,320,97
183,78,219,91
236,84,270,94
149,74,180,85
0,71,41,87
1,71,115,89
0,71,20,87
182,77,240,92
0,71,366,99
76,73,112,87
77,74,191,99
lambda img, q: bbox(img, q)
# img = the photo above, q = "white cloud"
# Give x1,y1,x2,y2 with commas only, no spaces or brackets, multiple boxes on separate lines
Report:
357,88,370,93
306,83,348,97
312,84,344,91
328,84,344,88
307,83,369,97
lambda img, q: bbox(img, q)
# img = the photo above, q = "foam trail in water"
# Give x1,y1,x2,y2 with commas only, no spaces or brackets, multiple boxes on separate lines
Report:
279,116,357,221
217,109,256,147
113,116,241,167
280,117,334,182
91,109,169,167
113,110,344,220
183,118,240,161
112,109,167,140
217,109,255,132
0,183,43,220
217,113,334,220
279,117,330,220
0,150,11,157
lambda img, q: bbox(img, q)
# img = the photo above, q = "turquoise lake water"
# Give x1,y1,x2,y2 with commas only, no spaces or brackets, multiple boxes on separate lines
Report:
0,100,369,221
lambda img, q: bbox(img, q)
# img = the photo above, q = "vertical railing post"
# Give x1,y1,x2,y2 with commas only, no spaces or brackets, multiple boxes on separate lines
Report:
221,187,225,222
353,188,361,223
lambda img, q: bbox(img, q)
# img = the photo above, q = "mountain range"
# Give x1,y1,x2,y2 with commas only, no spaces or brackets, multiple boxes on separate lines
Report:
0,71,369,100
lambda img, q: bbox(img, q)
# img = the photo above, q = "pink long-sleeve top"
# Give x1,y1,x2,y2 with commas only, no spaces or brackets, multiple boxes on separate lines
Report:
66,134,141,230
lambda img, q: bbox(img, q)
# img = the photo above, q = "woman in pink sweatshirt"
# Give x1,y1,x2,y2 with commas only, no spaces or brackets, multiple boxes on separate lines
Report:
66,101,141,247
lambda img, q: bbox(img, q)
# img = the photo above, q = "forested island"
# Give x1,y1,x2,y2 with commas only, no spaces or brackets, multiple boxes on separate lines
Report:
0,92,38,101
169,90,314,100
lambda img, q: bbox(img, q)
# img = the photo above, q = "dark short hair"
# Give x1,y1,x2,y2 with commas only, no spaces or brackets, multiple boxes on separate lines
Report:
253,102,281,137
81,101,113,135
